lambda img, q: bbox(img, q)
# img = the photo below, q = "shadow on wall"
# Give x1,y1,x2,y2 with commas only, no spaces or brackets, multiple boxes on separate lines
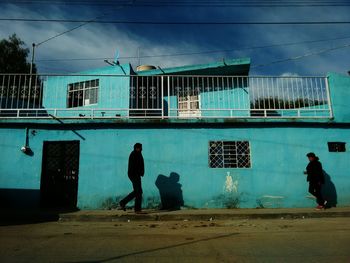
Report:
322,170,337,207
155,172,184,210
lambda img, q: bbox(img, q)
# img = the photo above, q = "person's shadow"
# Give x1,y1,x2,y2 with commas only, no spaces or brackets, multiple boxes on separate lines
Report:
155,172,184,210
322,170,337,208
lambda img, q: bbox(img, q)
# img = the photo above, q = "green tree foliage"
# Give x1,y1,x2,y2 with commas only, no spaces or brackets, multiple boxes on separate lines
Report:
0,34,37,73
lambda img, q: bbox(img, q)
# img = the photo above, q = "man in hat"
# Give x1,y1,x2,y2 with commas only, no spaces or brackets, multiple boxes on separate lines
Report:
304,152,326,210
119,143,144,213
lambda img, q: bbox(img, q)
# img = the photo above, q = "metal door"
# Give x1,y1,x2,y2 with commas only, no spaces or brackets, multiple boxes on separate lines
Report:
40,140,80,208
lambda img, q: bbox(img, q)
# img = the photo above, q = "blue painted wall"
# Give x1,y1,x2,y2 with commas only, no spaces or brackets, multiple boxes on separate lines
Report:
328,72,350,122
0,124,349,209
43,65,131,117
201,87,250,117
1,72,349,210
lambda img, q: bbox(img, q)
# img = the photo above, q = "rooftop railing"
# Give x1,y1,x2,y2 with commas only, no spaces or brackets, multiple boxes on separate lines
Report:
0,74,332,119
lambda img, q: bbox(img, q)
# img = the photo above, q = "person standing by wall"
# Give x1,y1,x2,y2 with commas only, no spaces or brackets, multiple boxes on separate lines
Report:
304,152,327,210
119,143,144,213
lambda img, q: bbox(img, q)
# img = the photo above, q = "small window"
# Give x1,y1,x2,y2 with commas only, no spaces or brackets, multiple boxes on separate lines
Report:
67,79,99,108
209,141,251,168
328,142,346,152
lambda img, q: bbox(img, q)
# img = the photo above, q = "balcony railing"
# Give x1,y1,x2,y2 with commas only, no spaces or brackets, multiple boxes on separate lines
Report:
0,74,332,119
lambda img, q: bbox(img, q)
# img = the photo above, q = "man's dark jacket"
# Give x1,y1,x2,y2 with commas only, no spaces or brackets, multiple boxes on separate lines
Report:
128,150,144,180
306,158,324,184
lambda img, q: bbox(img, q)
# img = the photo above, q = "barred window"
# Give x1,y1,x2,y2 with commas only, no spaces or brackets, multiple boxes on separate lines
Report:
209,141,251,168
67,79,99,108
328,142,346,152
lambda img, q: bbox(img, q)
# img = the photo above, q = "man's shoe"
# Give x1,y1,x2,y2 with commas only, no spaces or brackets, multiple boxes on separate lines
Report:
316,205,324,210
119,202,126,211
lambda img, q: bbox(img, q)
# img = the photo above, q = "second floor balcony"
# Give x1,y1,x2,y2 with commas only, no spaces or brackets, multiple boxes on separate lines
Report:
0,74,332,120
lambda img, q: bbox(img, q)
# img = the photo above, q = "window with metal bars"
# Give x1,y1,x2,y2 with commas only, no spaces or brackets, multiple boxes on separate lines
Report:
209,141,251,168
67,79,99,108
327,142,346,152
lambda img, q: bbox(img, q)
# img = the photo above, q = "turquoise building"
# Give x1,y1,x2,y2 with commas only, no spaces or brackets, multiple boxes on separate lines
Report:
0,58,349,210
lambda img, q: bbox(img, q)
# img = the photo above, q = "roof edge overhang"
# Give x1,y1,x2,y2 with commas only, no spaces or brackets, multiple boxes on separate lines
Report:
136,57,250,76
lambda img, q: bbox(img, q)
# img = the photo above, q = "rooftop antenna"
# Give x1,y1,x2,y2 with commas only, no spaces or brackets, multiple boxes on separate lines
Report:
103,50,126,75
137,46,141,66
157,66,165,74
113,49,120,65
104,49,120,66
104,59,114,66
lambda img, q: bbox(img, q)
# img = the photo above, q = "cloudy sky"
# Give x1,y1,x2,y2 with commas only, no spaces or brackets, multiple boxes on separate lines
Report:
0,0,349,75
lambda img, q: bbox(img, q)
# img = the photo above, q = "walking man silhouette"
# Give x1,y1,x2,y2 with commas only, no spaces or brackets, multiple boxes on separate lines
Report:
119,143,144,213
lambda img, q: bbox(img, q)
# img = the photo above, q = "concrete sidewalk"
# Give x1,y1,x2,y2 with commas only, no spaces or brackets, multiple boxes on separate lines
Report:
59,207,350,222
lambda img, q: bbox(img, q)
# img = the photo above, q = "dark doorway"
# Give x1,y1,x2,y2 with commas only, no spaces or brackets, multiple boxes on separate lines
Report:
40,140,80,208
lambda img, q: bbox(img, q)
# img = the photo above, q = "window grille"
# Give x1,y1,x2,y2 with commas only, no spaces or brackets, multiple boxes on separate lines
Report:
209,141,251,168
328,142,346,152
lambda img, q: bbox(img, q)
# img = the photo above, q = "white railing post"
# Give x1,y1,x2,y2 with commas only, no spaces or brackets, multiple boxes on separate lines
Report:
324,77,333,118
167,76,170,118
161,76,164,119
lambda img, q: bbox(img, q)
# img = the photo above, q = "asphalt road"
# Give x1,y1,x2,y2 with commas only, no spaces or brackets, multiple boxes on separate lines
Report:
1,217,350,263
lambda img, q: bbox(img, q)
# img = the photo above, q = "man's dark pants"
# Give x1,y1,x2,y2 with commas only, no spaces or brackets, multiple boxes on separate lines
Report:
120,177,142,211
309,182,324,206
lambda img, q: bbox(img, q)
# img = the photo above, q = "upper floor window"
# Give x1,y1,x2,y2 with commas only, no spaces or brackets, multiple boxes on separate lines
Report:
67,79,99,108
209,141,251,168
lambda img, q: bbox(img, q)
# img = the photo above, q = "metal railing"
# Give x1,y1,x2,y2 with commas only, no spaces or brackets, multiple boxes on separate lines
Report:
0,74,332,119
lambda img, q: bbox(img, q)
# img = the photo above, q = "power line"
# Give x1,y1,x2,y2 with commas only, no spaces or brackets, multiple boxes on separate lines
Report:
252,43,350,68
38,43,350,72
1,18,350,25
36,35,350,62
35,3,133,46
28,2,134,76
2,0,350,7
36,17,99,47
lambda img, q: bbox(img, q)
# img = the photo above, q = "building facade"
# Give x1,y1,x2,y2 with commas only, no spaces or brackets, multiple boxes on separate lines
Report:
0,58,349,210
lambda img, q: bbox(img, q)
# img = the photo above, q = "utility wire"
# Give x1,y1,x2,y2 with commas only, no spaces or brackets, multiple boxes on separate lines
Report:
35,2,134,46
2,0,350,7
252,43,350,68
1,18,350,25
27,1,134,76
36,35,350,62
36,17,101,46
38,43,350,72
